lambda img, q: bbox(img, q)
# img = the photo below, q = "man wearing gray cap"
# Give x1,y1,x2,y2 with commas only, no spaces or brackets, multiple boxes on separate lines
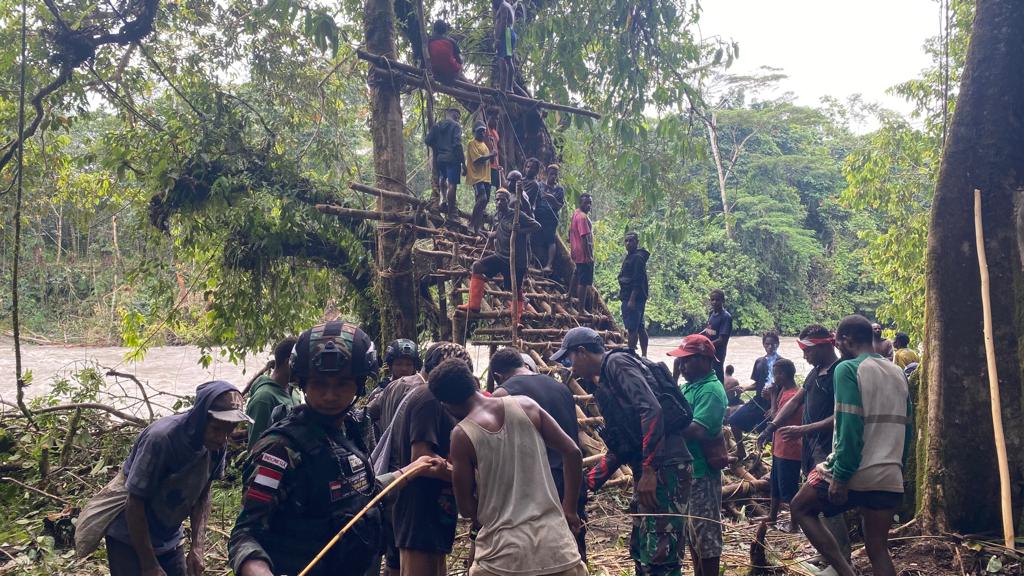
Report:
551,328,692,576
96,380,251,576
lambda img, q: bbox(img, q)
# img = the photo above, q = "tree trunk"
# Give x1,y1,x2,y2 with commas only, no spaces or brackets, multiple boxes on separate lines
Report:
919,0,1024,535
365,0,418,342
706,111,734,240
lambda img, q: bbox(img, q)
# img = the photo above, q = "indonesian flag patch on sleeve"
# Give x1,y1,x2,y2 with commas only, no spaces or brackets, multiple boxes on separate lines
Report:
254,466,283,489
245,449,288,504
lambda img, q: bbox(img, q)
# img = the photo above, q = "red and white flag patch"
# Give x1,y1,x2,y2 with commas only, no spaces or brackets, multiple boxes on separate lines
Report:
254,466,283,490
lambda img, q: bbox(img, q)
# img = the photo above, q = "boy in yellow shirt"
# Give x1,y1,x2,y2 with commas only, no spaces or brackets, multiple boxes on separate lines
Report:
467,124,497,234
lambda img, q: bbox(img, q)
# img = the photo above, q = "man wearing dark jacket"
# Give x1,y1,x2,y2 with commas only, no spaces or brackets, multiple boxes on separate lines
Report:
103,380,250,576
424,108,466,217
619,231,650,357
552,328,692,576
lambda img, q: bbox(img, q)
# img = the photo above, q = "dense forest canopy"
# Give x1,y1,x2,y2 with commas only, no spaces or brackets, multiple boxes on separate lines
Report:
0,0,960,360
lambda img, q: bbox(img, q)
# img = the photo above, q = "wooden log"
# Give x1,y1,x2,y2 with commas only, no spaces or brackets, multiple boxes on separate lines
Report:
413,226,483,244
460,309,613,323
356,49,601,119
317,204,424,223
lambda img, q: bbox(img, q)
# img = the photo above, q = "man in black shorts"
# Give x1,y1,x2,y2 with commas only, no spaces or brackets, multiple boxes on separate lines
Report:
618,231,650,356
535,164,566,273
790,316,911,576
424,108,465,217
568,193,594,313
458,188,540,324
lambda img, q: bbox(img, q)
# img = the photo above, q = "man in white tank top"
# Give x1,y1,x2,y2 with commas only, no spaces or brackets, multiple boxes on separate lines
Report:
428,358,588,576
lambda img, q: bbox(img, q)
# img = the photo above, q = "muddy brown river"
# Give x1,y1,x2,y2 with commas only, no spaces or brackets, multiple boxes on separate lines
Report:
0,336,811,410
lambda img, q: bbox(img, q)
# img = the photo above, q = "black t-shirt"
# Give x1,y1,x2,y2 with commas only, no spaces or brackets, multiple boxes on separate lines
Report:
801,362,837,464
499,374,579,474
618,249,650,302
391,385,458,552
748,355,776,408
705,309,733,363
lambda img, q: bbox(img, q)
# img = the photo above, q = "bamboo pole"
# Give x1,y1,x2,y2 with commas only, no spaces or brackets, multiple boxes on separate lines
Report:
973,188,1015,550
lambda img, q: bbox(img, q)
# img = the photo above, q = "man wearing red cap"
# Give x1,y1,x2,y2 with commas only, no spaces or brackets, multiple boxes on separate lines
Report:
667,335,727,576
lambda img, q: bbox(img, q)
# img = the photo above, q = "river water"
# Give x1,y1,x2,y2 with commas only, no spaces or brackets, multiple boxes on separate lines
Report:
0,335,811,409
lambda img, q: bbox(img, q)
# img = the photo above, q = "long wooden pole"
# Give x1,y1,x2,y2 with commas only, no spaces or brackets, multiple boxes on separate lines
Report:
973,188,1015,550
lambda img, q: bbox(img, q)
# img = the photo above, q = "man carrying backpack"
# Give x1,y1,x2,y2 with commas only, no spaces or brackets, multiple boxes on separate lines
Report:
551,327,692,576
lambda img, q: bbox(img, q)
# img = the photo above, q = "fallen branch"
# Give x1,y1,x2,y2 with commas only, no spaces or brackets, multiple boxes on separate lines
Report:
105,368,154,421
0,476,71,505
0,400,147,427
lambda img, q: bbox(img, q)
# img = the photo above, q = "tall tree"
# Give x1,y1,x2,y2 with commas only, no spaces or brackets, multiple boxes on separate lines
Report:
920,0,1024,534
365,0,417,341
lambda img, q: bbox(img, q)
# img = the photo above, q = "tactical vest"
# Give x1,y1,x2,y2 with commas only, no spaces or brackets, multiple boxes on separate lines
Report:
261,411,383,576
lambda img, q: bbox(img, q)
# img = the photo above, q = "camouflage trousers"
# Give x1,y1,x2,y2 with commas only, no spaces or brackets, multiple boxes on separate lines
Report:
629,462,693,576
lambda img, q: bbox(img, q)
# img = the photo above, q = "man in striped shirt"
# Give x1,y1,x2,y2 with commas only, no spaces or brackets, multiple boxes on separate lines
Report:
791,315,913,576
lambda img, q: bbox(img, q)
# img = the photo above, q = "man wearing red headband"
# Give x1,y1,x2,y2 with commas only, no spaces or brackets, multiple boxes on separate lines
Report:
759,324,850,565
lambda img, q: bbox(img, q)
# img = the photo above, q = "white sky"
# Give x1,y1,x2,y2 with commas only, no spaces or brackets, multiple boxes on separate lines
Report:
696,0,939,127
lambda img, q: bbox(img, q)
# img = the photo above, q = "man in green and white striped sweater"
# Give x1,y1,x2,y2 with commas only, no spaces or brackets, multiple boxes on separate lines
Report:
791,315,913,576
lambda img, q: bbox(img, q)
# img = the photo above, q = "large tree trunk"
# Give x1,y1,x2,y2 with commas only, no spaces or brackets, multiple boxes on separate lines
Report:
919,0,1024,535
365,0,418,342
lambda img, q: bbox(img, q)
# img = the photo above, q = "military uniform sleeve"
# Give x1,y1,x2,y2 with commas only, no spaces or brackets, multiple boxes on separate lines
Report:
228,436,298,574
607,355,665,469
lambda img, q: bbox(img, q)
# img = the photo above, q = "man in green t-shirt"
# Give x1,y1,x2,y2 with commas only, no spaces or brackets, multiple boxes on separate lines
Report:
246,337,303,445
667,334,727,576
790,315,911,576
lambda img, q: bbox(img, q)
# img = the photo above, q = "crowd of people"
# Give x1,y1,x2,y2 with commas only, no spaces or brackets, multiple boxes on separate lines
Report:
74,306,916,576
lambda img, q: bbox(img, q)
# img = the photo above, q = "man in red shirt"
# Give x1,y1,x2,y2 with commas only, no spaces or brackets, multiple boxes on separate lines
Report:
427,20,463,83
568,193,594,313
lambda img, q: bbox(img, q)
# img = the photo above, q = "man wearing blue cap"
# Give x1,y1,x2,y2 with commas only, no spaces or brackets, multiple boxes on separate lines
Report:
551,328,692,576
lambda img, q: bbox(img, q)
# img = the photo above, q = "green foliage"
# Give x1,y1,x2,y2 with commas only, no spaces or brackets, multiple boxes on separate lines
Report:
578,94,879,336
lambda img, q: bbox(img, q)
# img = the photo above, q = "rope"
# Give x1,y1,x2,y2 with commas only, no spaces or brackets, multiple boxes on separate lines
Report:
298,461,430,576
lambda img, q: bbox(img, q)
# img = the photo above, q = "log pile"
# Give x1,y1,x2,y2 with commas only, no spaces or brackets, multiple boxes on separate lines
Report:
321,181,631,485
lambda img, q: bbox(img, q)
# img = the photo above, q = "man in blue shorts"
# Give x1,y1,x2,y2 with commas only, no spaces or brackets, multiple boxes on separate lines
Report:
424,108,466,217
618,231,650,356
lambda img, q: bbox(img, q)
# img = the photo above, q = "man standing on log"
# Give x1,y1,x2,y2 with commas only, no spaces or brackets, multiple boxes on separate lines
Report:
466,123,497,234
618,231,650,356
489,347,589,560
492,0,517,93
759,324,851,566
424,108,465,217
551,327,692,576
100,380,249,576
790,315,912,576
536,164,566,273
568,193,595,313
458,187,541,324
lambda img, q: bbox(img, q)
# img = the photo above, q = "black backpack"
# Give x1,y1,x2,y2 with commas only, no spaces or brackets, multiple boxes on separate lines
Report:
594,349,693,461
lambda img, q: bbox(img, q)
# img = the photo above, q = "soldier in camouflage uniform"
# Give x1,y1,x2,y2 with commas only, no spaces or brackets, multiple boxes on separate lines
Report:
551,328,693,576
228,321,446,576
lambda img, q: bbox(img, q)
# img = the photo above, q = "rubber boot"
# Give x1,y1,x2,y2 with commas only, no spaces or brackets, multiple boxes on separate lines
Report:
457,274,485,313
